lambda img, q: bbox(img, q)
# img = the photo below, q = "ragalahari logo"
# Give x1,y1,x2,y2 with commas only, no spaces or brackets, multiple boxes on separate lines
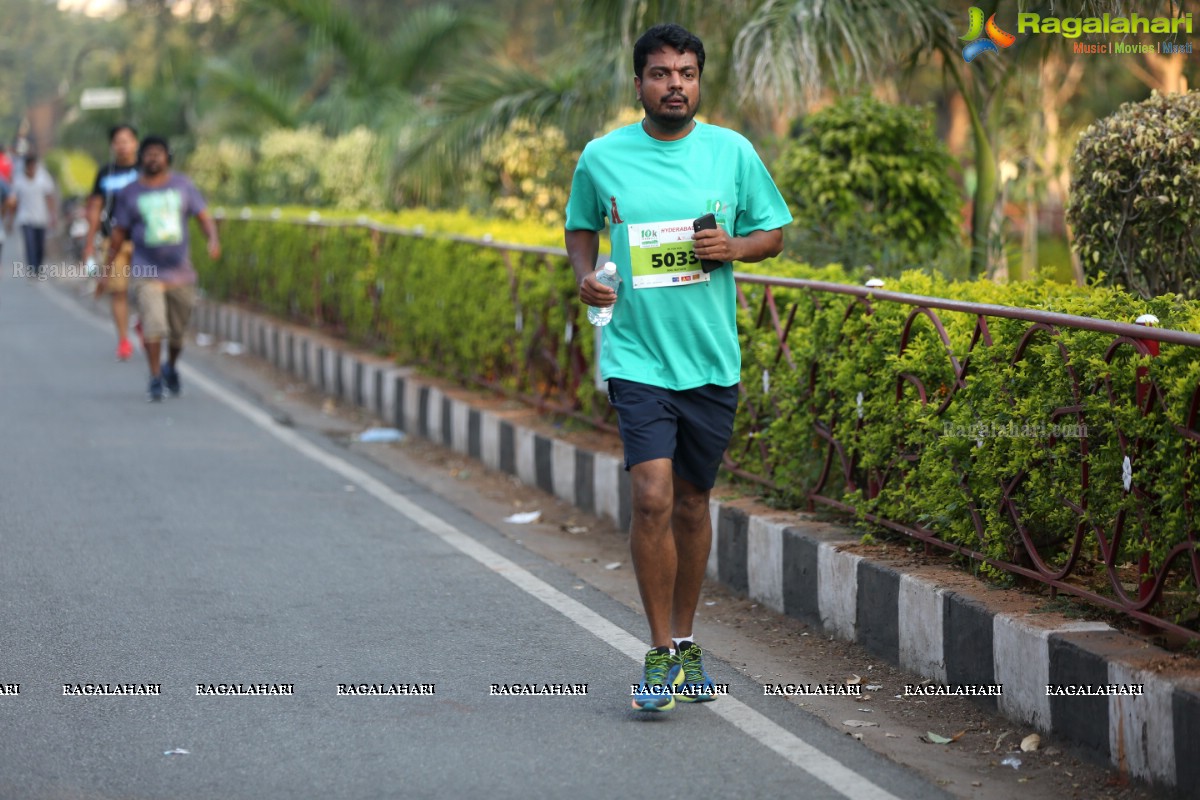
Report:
961,7,1017,61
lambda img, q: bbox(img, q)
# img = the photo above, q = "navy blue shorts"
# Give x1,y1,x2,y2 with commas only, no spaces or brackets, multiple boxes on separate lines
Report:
606,378,739,490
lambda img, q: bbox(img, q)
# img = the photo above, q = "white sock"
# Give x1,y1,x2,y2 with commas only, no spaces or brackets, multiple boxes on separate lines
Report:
672,636,693,651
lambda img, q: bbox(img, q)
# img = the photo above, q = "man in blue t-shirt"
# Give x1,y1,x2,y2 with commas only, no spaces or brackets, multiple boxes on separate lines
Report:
565,23,792,712
108,135,221,402
85,124,141,361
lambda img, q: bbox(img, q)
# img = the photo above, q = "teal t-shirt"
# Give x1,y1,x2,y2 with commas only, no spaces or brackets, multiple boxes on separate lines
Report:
565,121,792,390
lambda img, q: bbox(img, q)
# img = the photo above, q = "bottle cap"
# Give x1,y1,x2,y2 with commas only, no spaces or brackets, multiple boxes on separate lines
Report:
601,261,617,273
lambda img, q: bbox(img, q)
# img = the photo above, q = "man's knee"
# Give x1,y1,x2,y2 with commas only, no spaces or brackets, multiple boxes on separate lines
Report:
631,463,674,521
673,489,709,524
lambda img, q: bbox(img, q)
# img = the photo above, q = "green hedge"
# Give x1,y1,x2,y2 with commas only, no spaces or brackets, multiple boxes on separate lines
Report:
193,210,603,418
193,210,1200,625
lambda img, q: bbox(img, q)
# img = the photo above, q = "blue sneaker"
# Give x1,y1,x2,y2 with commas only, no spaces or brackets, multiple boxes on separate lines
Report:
147,376,164,402
161,363,181,397
671,641,717,702
631,647,682,712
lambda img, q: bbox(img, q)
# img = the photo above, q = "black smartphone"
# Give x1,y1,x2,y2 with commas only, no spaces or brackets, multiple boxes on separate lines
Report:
692,212,721,273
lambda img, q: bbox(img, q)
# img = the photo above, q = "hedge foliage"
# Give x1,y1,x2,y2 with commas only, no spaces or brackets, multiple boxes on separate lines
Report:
193,210,1200,624
1068,91,1200,299
193,209,601,417
772,95,964,278
735,266,1199,599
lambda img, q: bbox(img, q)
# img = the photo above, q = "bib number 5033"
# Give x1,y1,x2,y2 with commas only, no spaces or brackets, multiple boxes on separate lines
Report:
650,250,699,268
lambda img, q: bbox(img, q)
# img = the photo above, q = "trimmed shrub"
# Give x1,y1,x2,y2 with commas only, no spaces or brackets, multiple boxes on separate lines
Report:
1068,91,1200,299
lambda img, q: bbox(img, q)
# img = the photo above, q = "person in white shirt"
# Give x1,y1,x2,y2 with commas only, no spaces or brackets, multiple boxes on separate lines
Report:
4,153,57,276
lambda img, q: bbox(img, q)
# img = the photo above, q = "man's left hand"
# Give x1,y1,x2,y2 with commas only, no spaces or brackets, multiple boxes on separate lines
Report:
692,226,740,264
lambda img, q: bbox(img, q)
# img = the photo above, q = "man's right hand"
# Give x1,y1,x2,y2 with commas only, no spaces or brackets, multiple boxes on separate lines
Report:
579,269,617,309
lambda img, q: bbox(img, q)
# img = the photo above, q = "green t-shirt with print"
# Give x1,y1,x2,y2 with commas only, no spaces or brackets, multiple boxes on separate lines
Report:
565,121,792,390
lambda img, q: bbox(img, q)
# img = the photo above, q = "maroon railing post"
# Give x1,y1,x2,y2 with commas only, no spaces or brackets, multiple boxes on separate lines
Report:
1135,313,1160,633
864,279,886,501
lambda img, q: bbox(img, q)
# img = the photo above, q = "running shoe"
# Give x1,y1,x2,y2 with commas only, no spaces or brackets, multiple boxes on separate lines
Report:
161,363,181,397
148,376,164,402
631,647,682,712
116,338,133,361
671,641,718,702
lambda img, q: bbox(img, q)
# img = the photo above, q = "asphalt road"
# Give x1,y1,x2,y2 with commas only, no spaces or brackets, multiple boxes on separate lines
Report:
0,243,954,800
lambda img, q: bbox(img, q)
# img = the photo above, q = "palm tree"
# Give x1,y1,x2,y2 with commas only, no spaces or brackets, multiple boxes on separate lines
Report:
201,1,497,141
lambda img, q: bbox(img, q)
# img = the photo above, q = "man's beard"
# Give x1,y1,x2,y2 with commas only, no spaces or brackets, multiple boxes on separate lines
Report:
642,92,699,132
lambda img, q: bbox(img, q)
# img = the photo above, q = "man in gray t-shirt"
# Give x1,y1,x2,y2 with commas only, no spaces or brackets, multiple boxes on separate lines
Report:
108,135,221,402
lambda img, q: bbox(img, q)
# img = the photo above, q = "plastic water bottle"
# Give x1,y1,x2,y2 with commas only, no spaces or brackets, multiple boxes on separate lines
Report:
587,262,621,327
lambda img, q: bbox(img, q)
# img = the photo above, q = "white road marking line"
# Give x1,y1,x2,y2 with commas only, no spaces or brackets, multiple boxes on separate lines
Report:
44,284,905,800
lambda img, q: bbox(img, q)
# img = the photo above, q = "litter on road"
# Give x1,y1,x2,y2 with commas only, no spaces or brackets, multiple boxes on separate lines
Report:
355,427,405,443
503,511,542,524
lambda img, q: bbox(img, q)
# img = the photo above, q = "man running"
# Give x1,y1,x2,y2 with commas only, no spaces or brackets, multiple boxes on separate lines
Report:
84,124,140,361
108,135,220,401
565,24,792,711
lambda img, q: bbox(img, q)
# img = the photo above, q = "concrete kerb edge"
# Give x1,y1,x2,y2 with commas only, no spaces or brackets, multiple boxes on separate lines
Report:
193,300,1198,796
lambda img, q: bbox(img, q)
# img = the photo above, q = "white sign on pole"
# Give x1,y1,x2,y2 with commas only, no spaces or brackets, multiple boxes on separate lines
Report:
80,87,126,110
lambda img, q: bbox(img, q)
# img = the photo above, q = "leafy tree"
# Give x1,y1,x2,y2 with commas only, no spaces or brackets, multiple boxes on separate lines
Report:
773,95,963,277
472,119,575,226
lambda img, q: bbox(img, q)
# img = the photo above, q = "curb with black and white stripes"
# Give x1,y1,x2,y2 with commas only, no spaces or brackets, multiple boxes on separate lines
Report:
196,301,1200,796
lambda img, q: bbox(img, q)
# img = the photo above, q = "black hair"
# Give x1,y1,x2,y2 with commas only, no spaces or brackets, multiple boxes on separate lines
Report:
109,124,138,142
137,134,171,165
633,23,705,79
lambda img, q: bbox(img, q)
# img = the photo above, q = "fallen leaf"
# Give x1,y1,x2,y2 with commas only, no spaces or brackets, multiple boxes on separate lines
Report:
923,732,954,744
1020,733,1041,752
842,719,878,728
846,674,862,685
951,730,967,742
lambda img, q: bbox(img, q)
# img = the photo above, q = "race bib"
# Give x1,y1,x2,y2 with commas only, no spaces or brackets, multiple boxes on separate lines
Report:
138,189,185,247
627,218,710,289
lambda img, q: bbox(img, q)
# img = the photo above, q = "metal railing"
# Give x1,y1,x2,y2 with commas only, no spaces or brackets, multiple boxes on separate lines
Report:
731,276,1200,641
210,211,1200,640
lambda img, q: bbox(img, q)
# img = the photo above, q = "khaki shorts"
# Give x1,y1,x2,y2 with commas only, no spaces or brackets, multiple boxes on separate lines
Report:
100,240,134,294
135,281,197,347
